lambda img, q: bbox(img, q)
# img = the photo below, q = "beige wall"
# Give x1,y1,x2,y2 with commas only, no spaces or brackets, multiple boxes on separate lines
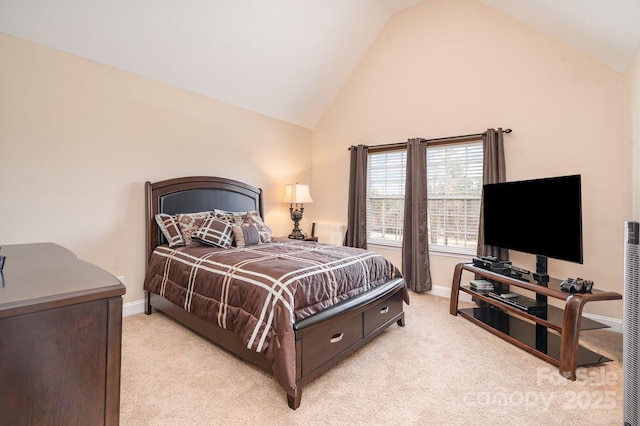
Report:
626,45,640,219
312,0,625,319
0,33,313,304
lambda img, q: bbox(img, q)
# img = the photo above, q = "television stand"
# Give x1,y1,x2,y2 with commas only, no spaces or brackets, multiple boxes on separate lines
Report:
449,262,622,380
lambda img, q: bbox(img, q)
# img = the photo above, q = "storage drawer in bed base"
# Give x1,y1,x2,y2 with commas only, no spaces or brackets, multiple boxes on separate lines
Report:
295,285,405,382
364,290,404,336
300,313,363,376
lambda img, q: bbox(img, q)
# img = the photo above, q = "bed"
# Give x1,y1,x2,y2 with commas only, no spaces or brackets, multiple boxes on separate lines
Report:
143,176,408,409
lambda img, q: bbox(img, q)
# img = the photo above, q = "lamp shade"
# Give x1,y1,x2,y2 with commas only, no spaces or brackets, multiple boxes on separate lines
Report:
282,184,313,204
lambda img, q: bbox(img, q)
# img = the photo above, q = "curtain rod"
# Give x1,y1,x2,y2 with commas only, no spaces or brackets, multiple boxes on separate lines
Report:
347,128,512,151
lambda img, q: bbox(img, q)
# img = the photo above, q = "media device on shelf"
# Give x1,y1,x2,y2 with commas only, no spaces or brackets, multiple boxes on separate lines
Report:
472,255,511,272
469,279,494,291
482,174,584,289
485,290,547,313
471,255,534,281
508,265,530,276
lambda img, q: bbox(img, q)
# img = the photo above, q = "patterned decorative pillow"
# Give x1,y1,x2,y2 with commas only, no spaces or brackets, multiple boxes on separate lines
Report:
213,209,246,226
232,224,261,248
155,213,185,247
192,217,234,249
242,211,272,243
176,211,213,247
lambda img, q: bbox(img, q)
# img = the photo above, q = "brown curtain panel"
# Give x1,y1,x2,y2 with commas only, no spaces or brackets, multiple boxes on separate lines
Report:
346,145,368,249
402,138,432,293
477,128,509,260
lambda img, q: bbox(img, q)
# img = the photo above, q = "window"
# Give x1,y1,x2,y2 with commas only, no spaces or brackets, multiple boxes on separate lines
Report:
366,141,483,254
367,150,406,246
426,142,483,253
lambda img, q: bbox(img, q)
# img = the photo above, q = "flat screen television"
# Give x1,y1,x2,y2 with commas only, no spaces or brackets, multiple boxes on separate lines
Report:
482,174,583,275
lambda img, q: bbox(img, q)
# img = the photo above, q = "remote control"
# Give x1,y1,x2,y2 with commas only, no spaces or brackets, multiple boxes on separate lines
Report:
509,265,530,275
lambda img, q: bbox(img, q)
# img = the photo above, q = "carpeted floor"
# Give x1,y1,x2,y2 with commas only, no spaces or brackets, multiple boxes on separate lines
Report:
120,294,623,425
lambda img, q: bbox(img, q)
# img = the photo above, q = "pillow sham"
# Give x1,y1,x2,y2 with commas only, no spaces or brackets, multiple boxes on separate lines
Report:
177,211,213,247
232,224,261,248
155,213,185,247
192,217,234,249
213,209,246,226
242,211,272,243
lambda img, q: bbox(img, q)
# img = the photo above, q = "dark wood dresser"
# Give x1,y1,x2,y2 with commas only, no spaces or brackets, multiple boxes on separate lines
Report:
0,243,126,425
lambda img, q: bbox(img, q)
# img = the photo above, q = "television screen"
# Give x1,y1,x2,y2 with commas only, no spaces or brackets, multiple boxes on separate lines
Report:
482,174,583,264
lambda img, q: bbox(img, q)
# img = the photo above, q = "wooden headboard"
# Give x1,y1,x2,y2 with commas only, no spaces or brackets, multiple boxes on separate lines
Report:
145,176,264,261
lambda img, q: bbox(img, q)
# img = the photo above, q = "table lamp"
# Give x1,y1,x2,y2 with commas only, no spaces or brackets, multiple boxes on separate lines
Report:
282,183,313,239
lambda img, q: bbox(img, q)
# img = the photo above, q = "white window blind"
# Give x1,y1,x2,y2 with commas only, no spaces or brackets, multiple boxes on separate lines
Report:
366,150,406,246
365,141,483,254
427,142,483,253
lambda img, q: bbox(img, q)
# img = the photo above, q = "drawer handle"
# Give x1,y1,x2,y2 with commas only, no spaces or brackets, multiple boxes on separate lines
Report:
329,333,344,344
380,306,389,314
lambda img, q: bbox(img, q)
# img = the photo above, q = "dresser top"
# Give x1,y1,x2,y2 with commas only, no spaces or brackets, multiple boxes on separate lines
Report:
0,242,125,317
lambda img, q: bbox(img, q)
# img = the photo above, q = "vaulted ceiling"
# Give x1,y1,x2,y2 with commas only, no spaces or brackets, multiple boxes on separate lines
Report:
1,0,639,129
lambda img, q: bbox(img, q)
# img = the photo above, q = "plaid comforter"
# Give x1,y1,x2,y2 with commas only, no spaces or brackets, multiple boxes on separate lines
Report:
143,238,406,395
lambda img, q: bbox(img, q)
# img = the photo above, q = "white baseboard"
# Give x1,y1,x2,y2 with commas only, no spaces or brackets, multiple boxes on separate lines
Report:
123,299,146,317
428,284,471,301
427,284,623,333
582,313,623,333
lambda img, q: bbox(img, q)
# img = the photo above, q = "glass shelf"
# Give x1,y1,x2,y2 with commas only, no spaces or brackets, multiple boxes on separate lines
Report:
461,286,610,331
459,306,612,367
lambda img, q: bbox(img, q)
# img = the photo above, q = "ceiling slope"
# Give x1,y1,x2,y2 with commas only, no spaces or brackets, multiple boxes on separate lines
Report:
1,1,639,128
0,0,404,128
478,0,640,73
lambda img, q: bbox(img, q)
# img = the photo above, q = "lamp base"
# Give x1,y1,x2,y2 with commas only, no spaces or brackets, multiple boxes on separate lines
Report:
288,206,307,240
288,230,306,240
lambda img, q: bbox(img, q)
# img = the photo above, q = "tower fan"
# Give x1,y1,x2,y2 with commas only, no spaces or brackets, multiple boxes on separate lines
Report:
625,221,639,426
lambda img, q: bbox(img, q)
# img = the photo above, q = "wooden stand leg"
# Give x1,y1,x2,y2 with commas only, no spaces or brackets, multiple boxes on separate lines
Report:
145,291,152,315
559,294,585,380
449,263,463,315
287,389,302,410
